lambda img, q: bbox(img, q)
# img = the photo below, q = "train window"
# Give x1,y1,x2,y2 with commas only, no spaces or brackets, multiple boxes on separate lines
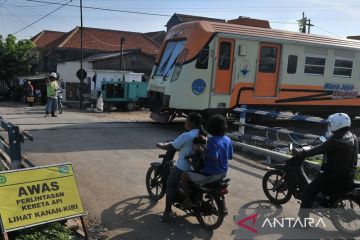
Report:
259,47,278,73
154,40,186,77
287,55,298,74
196,45,209,69
171,49,188,82
334,59,353,77
218,42,231,69
304,56,326,75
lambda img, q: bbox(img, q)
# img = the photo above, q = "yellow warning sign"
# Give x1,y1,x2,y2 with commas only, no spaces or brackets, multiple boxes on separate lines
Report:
0,164,85,232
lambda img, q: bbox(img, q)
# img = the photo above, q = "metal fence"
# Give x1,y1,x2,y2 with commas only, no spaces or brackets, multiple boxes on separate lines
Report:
0,116,33,169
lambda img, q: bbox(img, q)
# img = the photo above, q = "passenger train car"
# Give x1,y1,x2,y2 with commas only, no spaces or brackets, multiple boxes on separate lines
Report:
148,21,360,122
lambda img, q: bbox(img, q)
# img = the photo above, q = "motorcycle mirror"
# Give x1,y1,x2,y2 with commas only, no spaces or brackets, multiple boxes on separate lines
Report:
289,143,293,152
319,136,326,143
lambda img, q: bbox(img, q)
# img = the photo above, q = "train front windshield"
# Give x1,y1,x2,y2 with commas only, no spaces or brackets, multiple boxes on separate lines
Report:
154,40,186,77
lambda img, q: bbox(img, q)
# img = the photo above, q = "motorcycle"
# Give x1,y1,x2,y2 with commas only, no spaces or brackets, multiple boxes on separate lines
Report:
145,149,230,230
262,138,360,235
57,89,64,114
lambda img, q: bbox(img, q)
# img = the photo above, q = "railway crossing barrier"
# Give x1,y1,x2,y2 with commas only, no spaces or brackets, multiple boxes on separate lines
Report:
229,107,328,168
0,116,33,170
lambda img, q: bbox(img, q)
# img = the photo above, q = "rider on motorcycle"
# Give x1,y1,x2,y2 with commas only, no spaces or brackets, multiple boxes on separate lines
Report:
157,112,206,222
181,114,233,208
293,113,358,219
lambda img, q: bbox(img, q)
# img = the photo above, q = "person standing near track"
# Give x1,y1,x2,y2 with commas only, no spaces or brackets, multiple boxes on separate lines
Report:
45,72,59,117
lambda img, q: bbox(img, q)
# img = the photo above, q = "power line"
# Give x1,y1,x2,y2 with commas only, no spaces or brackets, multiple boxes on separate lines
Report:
12,0,72,35
12,0,76,28
7,0,68,8
4,5,39,32
0,0,7,7
312,25,341,37
22,0,172,17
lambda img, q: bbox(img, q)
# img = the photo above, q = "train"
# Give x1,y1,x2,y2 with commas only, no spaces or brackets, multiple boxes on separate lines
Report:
147,21,360,122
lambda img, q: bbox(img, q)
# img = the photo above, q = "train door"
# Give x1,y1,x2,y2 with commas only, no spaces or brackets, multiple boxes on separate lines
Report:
214,39,234,94
254,43,281,97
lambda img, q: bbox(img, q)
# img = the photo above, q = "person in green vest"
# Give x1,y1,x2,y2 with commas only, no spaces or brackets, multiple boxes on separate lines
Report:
45,72,59,117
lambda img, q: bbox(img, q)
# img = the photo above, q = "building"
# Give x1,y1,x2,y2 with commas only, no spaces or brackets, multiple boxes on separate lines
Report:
31,27,161,73
166,13,226,31
57,50,151,103
144,31,166,45
348,36,360,40
227,16,270,28
88,50,155,79
166,13,271,31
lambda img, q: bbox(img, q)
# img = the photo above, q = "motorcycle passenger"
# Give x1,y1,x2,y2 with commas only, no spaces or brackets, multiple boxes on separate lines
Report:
293,113,358,219
157,112,206,222
181,114,233,208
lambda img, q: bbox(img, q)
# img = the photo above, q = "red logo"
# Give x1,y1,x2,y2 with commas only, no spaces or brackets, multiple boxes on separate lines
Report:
237,213,258,233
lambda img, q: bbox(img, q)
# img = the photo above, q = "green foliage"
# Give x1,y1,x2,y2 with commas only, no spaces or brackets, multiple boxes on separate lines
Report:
15,222,75,240
0,34,39,88
355,167,360,181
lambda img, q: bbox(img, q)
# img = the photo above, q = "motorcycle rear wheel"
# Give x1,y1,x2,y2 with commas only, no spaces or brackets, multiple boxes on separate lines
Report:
262,169,292,204
195,193,225,230
331,196,360,236
146,165,165,201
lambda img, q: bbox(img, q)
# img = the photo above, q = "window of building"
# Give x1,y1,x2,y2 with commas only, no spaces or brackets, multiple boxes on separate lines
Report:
196,45,209,69
334,59,353,77
287,55,298,74
304,56,326,75
218,42,231,69
258,47,278,73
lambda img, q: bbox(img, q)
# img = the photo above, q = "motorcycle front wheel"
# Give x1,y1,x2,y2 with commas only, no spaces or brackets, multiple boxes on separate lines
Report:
145,164,165,201
58,100,63,114
331,196,360,236
195,193,225,230
262,169,292,204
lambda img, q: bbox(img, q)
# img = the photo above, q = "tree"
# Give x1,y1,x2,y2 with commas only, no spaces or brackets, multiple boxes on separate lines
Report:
0,35,39,89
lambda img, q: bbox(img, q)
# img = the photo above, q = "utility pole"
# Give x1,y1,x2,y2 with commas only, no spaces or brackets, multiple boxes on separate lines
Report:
298,12,313,34
80,0,84,109
307,19,313,34
120,36,125,71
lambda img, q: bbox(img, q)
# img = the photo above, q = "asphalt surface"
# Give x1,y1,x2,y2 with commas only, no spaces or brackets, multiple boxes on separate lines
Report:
0,103,354,240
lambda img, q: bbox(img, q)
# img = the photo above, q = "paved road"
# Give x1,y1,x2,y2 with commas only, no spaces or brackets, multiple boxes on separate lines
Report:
0,104,351,240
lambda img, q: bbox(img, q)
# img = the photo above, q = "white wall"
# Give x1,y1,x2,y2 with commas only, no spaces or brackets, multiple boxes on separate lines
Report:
57,61,144,101
57,61,94,101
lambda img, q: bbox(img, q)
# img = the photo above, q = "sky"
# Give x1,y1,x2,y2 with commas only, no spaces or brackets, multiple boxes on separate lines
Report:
0,0,359,40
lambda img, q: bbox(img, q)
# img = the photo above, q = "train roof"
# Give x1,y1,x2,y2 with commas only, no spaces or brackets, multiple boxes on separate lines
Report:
174,21,360,50
156,21,360,64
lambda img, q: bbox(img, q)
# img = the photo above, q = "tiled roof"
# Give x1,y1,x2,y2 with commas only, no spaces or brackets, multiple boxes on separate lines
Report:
58,27,161,55
31,30,65,49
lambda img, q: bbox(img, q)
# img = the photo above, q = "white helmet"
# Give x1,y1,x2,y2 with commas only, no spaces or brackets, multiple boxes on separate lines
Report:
49,72,57,78
326,113,351,132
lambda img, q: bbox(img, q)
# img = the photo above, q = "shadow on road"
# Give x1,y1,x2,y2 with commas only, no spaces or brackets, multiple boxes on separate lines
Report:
22,121,183,153
101,196,213,240
229,163,264,180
